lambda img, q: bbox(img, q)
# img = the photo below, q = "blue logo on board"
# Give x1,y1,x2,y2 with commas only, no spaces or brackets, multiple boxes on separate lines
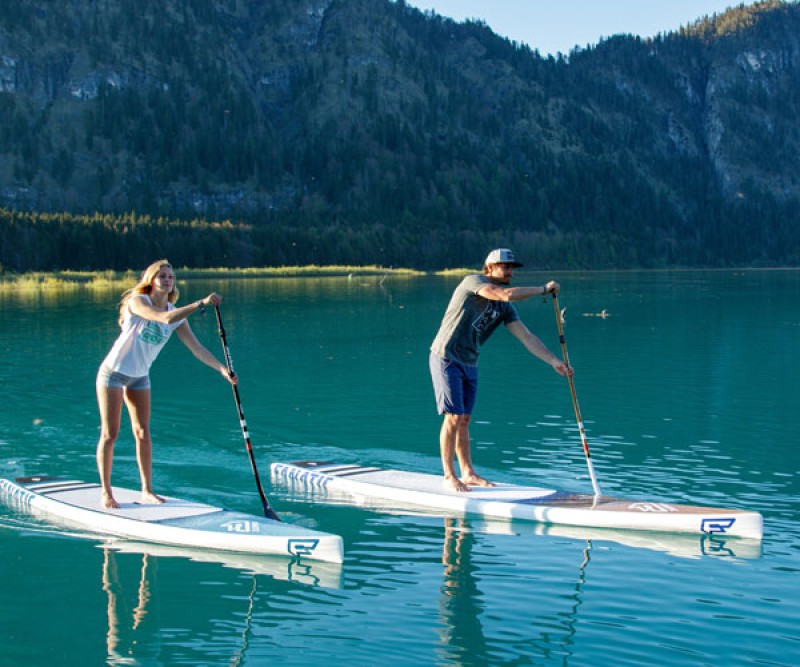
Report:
288,539,320,557
701,517,737,534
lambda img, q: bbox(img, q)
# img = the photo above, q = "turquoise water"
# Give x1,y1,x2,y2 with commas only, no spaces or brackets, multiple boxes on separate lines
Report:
1,270,798,667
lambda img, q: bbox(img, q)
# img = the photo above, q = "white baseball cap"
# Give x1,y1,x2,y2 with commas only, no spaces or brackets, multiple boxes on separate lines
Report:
484,248,523,268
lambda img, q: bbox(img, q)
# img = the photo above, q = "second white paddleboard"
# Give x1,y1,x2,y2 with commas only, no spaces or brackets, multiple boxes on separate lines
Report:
270,461,763,540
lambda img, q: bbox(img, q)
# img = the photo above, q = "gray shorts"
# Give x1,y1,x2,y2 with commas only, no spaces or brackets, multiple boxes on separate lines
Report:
96,366,150,391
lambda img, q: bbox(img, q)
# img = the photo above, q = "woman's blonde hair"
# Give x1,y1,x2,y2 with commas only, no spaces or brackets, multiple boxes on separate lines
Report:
118,259,180,326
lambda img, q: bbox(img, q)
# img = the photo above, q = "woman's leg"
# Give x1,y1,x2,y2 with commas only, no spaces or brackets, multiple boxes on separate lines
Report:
123,388,164,504
97,384,125,508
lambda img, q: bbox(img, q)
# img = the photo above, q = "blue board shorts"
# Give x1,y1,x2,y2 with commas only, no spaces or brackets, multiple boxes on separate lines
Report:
429,352,478,415
96,366,151,391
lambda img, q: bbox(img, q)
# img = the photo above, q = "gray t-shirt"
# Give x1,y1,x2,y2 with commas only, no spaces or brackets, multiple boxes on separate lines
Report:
430,274,519,366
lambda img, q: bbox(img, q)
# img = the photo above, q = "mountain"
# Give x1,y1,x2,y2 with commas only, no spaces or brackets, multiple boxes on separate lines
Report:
1,0,799,271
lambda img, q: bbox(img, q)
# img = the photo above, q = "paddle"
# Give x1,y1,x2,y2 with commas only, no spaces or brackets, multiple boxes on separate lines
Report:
214,305,281,521
551,293,603,497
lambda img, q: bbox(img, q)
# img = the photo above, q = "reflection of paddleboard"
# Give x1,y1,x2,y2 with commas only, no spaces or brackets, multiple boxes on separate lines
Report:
527,522,762,560
0,476,343,563
102,540,344,588
271,461,763,540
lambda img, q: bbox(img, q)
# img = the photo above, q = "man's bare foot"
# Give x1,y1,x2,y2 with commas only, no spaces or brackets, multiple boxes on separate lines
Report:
101,492,120,509
460,474,495,488
444,475,471,493
141,491,165,504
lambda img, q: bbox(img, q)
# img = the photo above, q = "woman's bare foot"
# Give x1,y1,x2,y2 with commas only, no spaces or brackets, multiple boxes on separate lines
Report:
101,492,120,509
444,475,471,492
140,491,165,504
460,474,495,488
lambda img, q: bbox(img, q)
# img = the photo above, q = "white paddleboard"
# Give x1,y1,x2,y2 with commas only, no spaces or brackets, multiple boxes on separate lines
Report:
0,476,343,563
270,461,763,540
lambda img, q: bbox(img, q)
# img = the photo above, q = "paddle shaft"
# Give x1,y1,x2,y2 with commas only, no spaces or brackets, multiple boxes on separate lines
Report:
214,306,280,521
551,293,602,496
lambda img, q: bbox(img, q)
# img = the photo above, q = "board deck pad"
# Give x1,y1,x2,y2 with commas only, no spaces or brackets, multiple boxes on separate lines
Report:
271,461,763,540
0,475,343,563
16,477,223,520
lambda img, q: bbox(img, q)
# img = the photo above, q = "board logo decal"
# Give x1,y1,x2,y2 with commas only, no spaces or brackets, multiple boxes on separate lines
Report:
0,480,35,510
288,539,320,557
272,463,331,488
221,519,261,534
701,517,737,534
627,502,678,513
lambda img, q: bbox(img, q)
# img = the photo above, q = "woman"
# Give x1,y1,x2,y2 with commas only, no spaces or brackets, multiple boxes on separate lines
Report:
96,259,236,509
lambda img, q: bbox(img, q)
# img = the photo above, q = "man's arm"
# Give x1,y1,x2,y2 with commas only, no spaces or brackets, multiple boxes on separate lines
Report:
477,281,558,302
507,320,572,377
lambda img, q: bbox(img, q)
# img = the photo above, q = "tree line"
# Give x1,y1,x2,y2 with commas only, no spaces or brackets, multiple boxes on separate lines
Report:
3,196,797,274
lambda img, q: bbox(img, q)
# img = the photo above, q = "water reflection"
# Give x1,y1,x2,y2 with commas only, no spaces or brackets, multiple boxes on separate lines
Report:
434,517,760,666
102,549,159,666
103,539,343,588
437,517,595,667
438,518,489,666
100,547,270,667
99,543,342,667
525,522,762,561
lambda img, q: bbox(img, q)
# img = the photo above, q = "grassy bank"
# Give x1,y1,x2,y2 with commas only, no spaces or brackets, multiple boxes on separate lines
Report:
0,265,460,291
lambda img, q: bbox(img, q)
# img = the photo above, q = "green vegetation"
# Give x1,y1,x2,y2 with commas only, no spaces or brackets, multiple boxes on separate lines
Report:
0,261,424,291
1,1,799,271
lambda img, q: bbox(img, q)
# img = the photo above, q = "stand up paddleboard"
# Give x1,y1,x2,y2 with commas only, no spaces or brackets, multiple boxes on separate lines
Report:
0,476,344,563
270,461,763,540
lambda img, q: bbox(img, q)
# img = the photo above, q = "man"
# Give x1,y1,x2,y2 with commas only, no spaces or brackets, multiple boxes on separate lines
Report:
429,248,572,492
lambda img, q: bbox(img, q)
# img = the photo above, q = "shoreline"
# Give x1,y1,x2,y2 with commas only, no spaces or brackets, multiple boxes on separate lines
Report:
1,264,797,292
0,265,435,290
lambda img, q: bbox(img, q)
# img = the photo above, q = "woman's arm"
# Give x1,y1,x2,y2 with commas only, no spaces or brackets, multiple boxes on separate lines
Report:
175,321,237,384
128,293,220,325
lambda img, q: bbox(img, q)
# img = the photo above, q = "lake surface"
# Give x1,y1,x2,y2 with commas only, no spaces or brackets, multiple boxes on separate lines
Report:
1,269,798,666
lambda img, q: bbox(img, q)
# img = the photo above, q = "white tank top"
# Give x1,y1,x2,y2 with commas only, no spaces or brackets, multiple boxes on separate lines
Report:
100,295,184,377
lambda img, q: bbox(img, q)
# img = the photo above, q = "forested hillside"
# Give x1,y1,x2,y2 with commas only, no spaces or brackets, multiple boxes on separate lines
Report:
1,0,799,271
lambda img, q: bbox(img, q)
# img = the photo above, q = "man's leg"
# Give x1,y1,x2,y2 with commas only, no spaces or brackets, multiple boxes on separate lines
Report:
456,422,494,488
441,413,471,492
